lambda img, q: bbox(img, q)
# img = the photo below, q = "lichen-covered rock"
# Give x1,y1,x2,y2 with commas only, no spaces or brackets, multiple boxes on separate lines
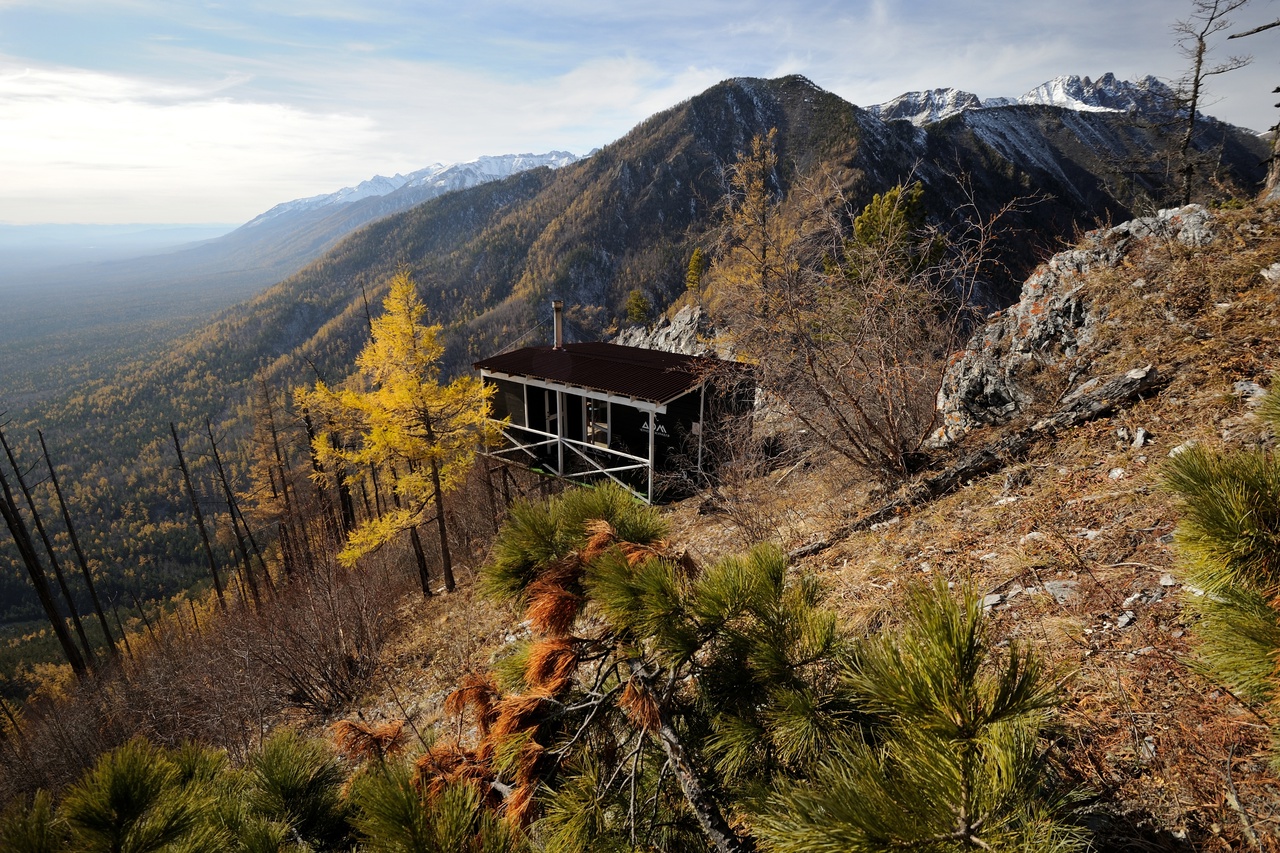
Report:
932,205,1215,445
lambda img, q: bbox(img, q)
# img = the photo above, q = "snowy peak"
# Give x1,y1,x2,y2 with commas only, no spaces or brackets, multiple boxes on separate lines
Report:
870,74,1177,127
1017,74,1174,114
244,151,582,228
868,88,983,126
402,152,580,193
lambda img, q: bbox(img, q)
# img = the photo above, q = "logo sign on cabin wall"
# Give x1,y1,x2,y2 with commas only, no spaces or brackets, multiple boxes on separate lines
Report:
639,419,670,437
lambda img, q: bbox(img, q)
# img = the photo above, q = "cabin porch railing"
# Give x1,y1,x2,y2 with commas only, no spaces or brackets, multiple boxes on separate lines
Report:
482,419,653,502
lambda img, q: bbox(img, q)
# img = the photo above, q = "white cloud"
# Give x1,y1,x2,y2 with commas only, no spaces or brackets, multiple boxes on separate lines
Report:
0,62,381,222
1,0,1275,224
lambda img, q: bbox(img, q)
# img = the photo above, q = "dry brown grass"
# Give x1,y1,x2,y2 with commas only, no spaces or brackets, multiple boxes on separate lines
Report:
658,201,1280,850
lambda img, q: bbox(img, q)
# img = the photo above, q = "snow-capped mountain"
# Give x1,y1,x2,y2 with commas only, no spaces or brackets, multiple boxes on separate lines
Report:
244,151,581,228
869,88,984,126
870,74,1177,127
1017,74,1174,115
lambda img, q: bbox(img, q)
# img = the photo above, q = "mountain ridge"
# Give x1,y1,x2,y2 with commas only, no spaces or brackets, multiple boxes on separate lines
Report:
241,151,582,228
870,72,1180,127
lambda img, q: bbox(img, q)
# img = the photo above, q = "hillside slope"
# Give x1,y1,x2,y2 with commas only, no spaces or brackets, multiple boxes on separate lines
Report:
653,200,1280,848
2,199,1279,851
0,73,1269,667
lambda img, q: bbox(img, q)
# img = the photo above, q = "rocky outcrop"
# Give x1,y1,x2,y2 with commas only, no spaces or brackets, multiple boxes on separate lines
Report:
613,305,714,355
932,205,1216,445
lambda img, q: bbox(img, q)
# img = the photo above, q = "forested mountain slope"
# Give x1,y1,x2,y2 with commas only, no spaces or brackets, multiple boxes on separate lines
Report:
134,73,1271,389
4,200,1280,852
0,74,1268,684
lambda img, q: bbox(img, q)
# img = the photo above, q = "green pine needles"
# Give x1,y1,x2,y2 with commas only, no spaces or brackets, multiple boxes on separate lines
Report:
1165,380,1280,753
759,581,1085,853
471,484,1085,853
347,762,525,853
2,483,1088,853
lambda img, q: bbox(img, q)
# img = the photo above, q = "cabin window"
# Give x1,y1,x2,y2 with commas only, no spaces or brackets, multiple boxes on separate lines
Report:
490,378,527,427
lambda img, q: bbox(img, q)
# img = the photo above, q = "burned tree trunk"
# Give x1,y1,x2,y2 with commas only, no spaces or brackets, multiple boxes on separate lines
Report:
171,423,226,611
0,465,87,677
206,420,260,609
39,430,118,662
1,427,95,668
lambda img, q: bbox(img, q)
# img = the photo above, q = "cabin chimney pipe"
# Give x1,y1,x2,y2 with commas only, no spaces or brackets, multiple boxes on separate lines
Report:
553,300,564,349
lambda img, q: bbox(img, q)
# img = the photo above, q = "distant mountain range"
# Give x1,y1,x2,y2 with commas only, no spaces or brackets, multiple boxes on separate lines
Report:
0,152,583,345
869,73,1180,127
242,152,582,228
160,72,1269,395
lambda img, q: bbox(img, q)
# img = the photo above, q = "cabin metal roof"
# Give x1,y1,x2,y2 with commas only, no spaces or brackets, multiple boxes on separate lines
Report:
474,342,730,405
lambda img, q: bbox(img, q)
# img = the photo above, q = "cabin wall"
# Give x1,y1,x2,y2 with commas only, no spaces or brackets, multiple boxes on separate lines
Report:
482,371,754,502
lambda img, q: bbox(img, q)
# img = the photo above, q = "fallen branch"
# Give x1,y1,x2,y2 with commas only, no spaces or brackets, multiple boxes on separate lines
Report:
789,366,1169,561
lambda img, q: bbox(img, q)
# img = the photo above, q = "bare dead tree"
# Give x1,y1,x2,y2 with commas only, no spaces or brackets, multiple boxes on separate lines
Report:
1174,0,1253,204
0,426,95,668
1228,17,1280,195
39,430,118,662
0,461,87,677
254,379,308,579
710,162,1012,481
170,422,226,611
206,420,260,609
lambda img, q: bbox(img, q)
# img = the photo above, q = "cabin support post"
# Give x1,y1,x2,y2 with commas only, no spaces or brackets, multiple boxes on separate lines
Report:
556,390,566,475
647,409,656,504
696,383,706,477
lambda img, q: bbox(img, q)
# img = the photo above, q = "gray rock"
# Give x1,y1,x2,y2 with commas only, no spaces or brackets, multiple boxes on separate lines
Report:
1123,588,1164,608
1233,380,1267,403
1262,262,1280,284
614,305,713,355
932,206,1216,445
1043,580,1080,604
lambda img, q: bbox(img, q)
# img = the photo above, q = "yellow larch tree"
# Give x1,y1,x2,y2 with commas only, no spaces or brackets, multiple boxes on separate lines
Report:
301,271,495,593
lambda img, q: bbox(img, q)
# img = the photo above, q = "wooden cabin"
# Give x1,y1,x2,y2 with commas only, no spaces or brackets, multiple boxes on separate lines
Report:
473,303,752,503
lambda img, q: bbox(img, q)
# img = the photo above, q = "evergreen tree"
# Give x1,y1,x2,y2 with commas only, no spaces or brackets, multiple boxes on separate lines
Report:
245,728,351,850
301,270,496,592
758,581,1087,853
1164,380,1280,758
624,289,651,324
685,247,706,295
453,486,1085,851
456,484,850,853
348,761,526,853
60,738,227,853
0,791,65,853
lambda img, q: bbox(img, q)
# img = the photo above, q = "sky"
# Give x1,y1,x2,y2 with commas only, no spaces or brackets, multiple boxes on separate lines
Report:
1,0,1277,226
